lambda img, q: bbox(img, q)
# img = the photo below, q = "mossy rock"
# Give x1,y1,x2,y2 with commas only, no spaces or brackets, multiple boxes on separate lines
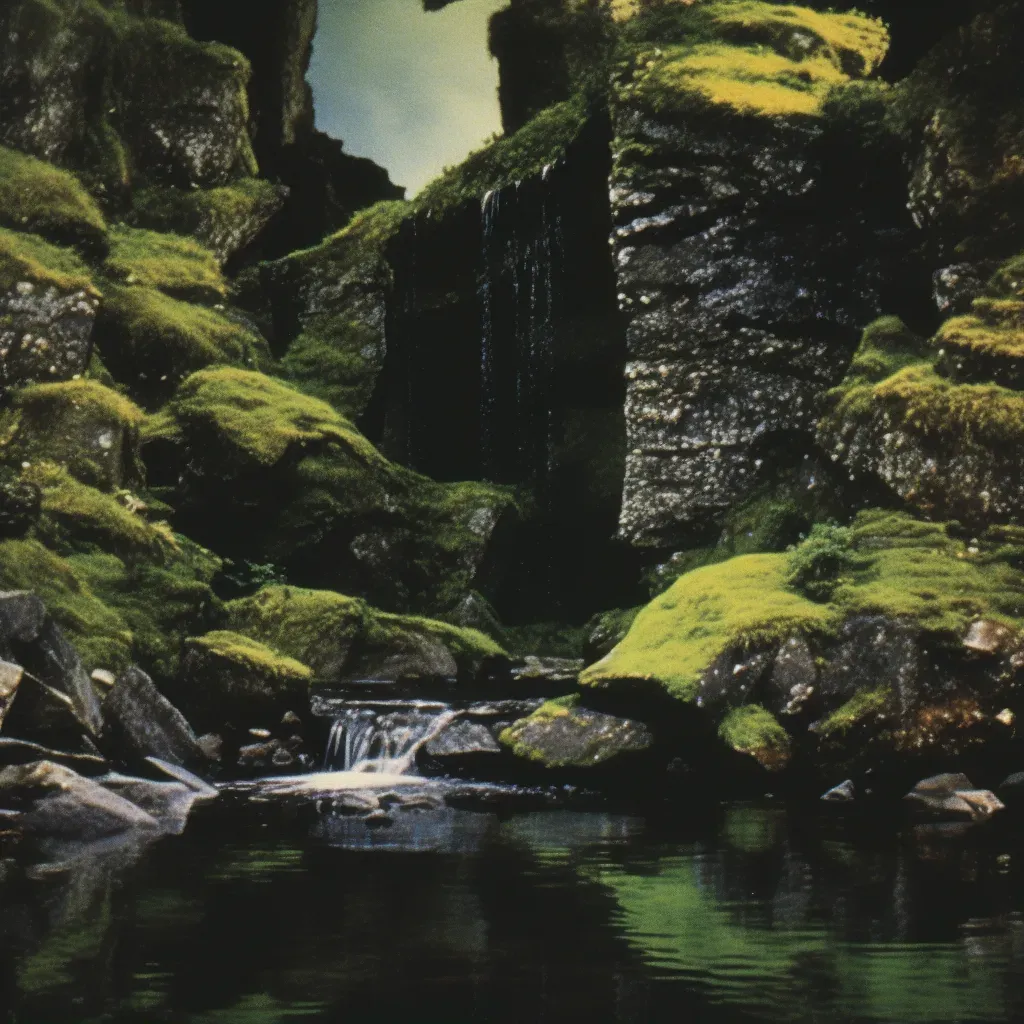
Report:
615,0,887,121
130,180,286,263
178,630,313,731
103,225,226,302
498,694,654,769
225,584,506,686
0,228,102,390
812,685,891,739
0,146,107,255
718,704,791,771
0,378,144,491
96,285,270,406
581,553,834,701
144,368,514,613
821,299,1024,526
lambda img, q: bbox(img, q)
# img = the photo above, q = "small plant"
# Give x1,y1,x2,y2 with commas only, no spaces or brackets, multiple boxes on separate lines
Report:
786,522,855,601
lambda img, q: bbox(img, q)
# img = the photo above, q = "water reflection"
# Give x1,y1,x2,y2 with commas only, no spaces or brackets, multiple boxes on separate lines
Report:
1,802,1023,1022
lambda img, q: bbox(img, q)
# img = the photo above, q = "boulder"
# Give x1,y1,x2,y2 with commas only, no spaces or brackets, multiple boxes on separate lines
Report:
0,737,107,776
499,696,652,769
0,760,159,840
424,720,501,758
822,780,856,802
97,773,199,836
0,659,22,729
904,774,1005,821
102,666,205,768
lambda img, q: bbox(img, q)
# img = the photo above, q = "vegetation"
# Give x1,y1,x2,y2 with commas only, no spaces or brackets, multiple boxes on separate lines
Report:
718,704,791,770
786,523,854,602
103,226,226,301
185,630,313,683
814,685,892,738
0,227,97,295
0,146,107,252
581,554,834,699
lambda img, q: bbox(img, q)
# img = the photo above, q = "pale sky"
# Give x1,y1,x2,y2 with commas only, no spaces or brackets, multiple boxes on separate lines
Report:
309,0,507,195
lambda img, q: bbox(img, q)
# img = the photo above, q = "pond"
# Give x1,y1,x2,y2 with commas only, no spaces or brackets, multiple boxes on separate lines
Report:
309,0,507,194
2,796,1023,1023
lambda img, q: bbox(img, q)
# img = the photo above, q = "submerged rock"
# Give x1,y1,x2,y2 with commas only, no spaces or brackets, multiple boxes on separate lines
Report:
904,774,1005,822
822,780,856,802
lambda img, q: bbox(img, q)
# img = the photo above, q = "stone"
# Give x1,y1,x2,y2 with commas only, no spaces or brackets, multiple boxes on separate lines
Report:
904,774,1005,822
963,620,1016,656
270,747,295,767
30,618,104,738
0,659,23,729
90,669,117,689
281,710,301,727
144,756,217,800
0,592,45,645
0,760,159,840
97,773,199,835
822,780,856,802
102,666,205,768
0,737,107,775
499,697,653,769
424,720,502,758
509,657,583,687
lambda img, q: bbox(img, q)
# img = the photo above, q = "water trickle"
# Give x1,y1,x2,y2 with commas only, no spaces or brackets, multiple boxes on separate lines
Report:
324,706,459,775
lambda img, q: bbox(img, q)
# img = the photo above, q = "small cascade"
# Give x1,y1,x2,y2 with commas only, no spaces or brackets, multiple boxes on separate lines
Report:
324,705,459,775
477,169,563,490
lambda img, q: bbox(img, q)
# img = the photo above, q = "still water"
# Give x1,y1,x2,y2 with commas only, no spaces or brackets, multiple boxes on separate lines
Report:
2,798,1023,1023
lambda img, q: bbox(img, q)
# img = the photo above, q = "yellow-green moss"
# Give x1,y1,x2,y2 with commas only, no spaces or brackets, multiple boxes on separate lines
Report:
0,379,144,489
144,367,383,467
833,510,1024,634
103,225,226,300
0,146,107,250
814,685,892,738
186,630,312,682
618,1,888,120
582,553,835,700
0,228,97,295
0,538,132,670
718,704,791,770
842,316,931,385
99,287,269,402
227,584,506,682
130,179,284,260
25,462,175,559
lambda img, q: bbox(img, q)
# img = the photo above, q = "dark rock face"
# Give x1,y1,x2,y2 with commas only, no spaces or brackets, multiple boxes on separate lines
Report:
611,105,912,549
0,281,99,390
899,1,1024,265
97,772,199,835
102,666,205,769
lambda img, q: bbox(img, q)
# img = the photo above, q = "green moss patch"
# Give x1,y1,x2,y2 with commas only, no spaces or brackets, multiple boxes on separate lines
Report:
718,704,791,770
0,146,107,253
103,226,226,301
226,584,505,684
813,685,892,738
186,630,312,682
130,179,285,262
98,287,269,404
617,1,888,120
0,228,98,295
581,553,834,700
144,367,381,468
0,379,144,490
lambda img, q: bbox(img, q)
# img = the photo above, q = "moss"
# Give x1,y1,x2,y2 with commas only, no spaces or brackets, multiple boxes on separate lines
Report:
103,225,226,301
26,461,177,560
581,553,835,700
144,367,382,467
417,98,588,212
278,318,383,418
718,704,791,770
841,316,931,385
0,379,144,490
224,585,366,678
226,584,506,683
786,522,855,602
98,287,269,403
130,179,284,261
186,630,312,682
814,685,892,738
0,146,107,252
833,510,1024,635
617,2,887,121
0,538,132,670
0,228,97,295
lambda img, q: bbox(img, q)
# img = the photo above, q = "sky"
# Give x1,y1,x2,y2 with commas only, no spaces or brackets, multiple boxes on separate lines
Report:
308,0,507,195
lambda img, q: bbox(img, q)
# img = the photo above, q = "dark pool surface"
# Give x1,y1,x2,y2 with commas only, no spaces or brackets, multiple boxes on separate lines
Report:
2,796,1024,1023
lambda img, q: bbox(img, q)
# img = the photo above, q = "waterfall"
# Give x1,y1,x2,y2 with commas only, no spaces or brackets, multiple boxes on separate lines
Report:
324,706,459,775
477,169,563,487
